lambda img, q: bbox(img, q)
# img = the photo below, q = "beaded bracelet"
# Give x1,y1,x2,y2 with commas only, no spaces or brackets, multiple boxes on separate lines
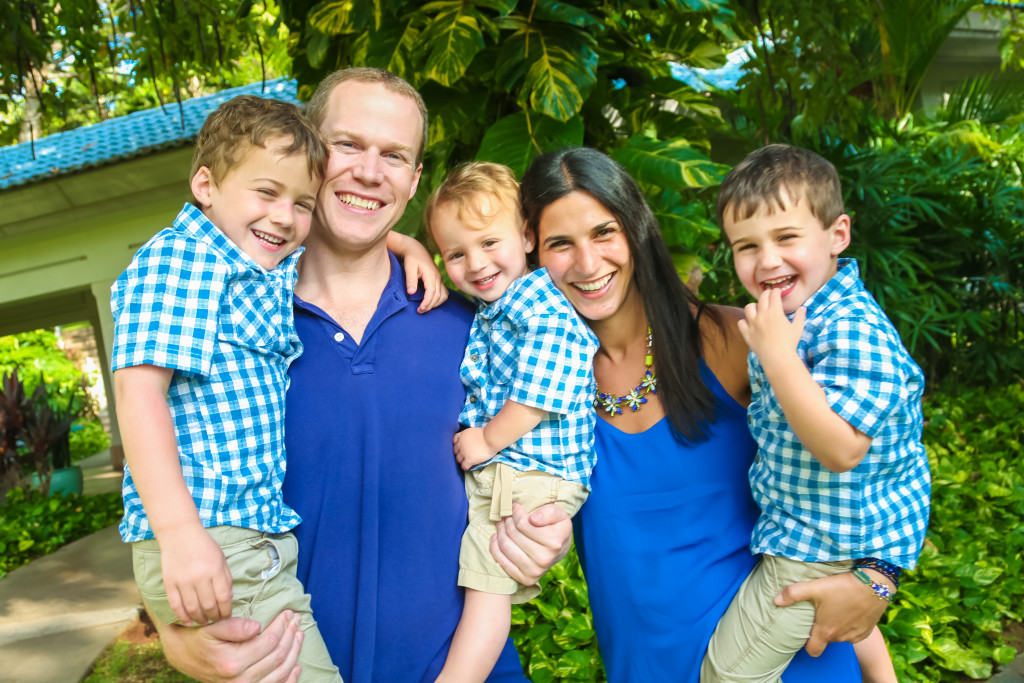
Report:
855,557,902,589
852,568,895,602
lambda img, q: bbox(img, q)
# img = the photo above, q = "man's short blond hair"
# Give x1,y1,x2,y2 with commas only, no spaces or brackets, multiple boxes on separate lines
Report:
190,95,327,186
423,162,522,252
304,67,428,165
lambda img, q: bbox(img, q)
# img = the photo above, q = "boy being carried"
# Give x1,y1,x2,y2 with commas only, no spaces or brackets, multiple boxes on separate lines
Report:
423,162,598,683
702,144,931,683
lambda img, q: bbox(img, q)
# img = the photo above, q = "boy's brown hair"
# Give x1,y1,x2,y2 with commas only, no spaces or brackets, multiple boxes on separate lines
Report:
305,67,429,165
190,95,328,189
716,144,844,230
423,161,522,252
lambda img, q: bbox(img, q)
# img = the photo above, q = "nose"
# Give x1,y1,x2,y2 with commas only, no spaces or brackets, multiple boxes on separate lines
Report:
574,242,599,276
758,245,781,269
465,248,486,273
269,200,295,228
352,149,384,184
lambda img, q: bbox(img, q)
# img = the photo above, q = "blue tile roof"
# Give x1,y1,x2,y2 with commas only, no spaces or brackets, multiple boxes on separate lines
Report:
0,79,300,191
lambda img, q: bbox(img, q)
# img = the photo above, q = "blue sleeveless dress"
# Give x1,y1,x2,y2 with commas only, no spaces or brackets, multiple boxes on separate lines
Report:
574,363,862,682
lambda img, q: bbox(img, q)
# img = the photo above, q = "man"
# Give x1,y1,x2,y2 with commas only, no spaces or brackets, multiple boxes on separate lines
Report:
155,68,574,683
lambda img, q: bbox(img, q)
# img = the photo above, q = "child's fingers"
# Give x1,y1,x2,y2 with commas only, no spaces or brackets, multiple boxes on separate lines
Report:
213,565,234,621
405,263,420,295
167,587,194,625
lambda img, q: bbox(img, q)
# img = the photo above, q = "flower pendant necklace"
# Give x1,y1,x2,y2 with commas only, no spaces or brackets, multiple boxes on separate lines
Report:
595,327,657,416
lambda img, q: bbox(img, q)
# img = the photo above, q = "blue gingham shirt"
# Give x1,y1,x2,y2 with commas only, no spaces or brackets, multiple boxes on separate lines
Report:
111,203,304,542
748,259,931,569
460,268,599,489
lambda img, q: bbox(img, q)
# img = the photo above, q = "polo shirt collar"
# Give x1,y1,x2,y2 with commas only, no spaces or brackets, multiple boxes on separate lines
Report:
173,202,304,276
802,257,860,317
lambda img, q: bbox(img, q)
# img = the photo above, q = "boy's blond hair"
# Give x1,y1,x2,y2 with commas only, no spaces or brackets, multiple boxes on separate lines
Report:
190,95,328,190
423,161,522,252
305,67,429,165
716,144,844,230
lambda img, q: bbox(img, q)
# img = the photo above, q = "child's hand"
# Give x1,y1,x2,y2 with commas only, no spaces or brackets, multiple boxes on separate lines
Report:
737,288,806,368
159,526,234,626
453,427,496,470
405,253,448,314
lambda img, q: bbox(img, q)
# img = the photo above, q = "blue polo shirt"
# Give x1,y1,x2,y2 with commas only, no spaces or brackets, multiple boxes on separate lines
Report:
282,253,527,683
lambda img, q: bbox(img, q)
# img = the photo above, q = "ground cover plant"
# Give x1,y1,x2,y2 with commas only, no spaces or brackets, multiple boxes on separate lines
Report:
0,487,123,579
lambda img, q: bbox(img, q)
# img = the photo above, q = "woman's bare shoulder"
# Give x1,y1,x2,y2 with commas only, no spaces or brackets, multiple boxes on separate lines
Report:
697,304,751,407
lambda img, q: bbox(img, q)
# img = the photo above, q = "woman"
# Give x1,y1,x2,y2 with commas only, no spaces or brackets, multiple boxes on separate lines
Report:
517,147,883,681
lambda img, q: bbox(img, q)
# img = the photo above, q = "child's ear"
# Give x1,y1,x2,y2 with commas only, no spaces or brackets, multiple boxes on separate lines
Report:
190,166,215,209
829,214,852,256
523,225,536,254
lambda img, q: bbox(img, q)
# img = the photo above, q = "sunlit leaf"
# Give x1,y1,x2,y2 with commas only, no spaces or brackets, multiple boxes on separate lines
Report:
477,112,584,177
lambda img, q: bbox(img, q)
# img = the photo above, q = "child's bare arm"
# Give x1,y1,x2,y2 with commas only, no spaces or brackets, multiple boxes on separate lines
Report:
453,400,546,470
738,289,871,473
115,365,233,626
852,626,899,683
386,230,448,313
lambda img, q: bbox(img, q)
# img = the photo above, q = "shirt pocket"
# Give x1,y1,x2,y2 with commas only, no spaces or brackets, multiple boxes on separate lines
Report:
218,277,289,354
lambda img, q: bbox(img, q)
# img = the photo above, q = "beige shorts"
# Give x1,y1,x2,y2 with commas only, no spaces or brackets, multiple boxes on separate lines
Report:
701,554,855,683
458,463,588,603
132,526,342,683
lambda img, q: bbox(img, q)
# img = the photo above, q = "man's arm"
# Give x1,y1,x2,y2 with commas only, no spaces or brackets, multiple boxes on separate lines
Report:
453,400,545,470
738,290,871,473
115,365,232,625
155,610,303,683
385,231,448,313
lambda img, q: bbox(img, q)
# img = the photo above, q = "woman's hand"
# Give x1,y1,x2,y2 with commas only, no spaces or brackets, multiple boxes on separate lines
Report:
490,503,573,585
775,570,888,656
156,609,304,683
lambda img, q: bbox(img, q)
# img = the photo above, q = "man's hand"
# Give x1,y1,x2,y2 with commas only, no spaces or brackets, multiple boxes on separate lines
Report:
775,570,888,656
453,428,496,470
159,526,234,625
158,610,304,683
737,289,806,367
491,503,573,585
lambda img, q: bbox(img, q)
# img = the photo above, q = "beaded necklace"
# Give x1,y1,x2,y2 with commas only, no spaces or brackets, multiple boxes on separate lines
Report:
595,327,657,416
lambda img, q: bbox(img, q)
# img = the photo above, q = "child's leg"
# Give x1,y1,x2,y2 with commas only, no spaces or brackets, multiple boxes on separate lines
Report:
853,626,898,683
435,589,512,683
701,555,852,683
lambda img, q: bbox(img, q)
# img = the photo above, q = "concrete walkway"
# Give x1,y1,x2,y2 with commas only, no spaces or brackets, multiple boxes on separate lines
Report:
0,451,141,683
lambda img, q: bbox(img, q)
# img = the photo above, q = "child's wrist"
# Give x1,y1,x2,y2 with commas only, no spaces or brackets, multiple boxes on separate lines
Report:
852,567,896,602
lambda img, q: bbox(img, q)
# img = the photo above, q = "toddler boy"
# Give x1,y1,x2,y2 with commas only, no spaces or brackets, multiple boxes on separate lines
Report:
423,162,598,682
701,144,931,683
109,95,341,681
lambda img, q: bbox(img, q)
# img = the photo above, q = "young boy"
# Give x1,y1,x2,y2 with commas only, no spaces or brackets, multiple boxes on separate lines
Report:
423,162,598,682
701,144,931,683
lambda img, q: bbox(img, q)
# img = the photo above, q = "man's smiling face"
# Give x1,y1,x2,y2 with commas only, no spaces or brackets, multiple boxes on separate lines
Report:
313,79,424,251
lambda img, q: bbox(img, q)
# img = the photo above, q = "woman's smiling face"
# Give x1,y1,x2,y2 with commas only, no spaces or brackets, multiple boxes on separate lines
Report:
534,190,637,325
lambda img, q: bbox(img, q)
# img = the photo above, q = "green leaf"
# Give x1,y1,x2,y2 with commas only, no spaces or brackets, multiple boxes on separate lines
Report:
354,20,421,79
306,30,330,69
612,138,729,189
419,7,486,87
533,0,600,28
994,645,1018,665
477,112,584,177
307,0,371,35
518,29,598,121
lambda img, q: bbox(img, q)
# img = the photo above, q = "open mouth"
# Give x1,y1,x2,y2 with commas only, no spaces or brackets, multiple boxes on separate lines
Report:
253,230,285,246
761,275,796,291
473,274,499,287
575,273,612,292
338,193,382,211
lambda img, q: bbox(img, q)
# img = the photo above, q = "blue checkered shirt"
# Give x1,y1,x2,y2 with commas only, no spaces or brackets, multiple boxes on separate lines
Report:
460,268,599,489
111,203,304,542
748,259,931,569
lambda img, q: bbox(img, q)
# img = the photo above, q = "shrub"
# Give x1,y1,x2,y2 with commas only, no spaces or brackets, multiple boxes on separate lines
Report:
70,418,112,463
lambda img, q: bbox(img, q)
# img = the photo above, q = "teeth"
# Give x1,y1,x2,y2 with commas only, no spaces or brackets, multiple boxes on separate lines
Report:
253,230,284,246
339,193,382,210
474,274,498,286
762,275,795,290
576,274,612,292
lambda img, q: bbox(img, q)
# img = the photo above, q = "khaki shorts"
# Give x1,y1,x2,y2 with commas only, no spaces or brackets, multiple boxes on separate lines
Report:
458,463,588,603
701,554,855,683
132,526,342,683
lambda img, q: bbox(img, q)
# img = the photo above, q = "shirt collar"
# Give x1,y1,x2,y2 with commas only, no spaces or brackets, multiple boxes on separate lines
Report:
476,267,545,320
173,202,304,276
801,257,860,316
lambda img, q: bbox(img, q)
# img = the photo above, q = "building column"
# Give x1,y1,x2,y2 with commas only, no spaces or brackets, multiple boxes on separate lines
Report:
89,279,123,471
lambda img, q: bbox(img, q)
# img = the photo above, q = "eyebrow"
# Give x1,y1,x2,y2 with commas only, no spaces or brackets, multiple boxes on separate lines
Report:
331,128,415,156
542,220,616,247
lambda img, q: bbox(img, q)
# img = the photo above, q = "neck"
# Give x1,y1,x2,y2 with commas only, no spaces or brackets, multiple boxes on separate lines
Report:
589,286,648,361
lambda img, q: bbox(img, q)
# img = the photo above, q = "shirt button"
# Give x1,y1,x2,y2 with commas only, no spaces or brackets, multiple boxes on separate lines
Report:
469,396,477,404
334,332,345,342
471,353,479,362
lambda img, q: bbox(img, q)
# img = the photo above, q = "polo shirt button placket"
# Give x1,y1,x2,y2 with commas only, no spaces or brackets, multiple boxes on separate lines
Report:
334,332,345,342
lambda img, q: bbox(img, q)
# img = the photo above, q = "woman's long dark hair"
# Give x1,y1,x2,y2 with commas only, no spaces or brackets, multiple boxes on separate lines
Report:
520,147,720,442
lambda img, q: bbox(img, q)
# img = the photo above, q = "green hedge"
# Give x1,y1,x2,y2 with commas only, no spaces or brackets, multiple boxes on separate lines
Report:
0,488,123,579
512,384,1024,681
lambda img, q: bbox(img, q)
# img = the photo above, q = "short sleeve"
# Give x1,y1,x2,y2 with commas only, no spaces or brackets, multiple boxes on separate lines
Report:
110,231,226,377
509,311,595,414
809,316,909,438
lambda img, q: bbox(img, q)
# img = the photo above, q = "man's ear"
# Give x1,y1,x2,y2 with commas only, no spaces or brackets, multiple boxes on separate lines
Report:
190,167,215,209
830,214,852,256
408,163,423,199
